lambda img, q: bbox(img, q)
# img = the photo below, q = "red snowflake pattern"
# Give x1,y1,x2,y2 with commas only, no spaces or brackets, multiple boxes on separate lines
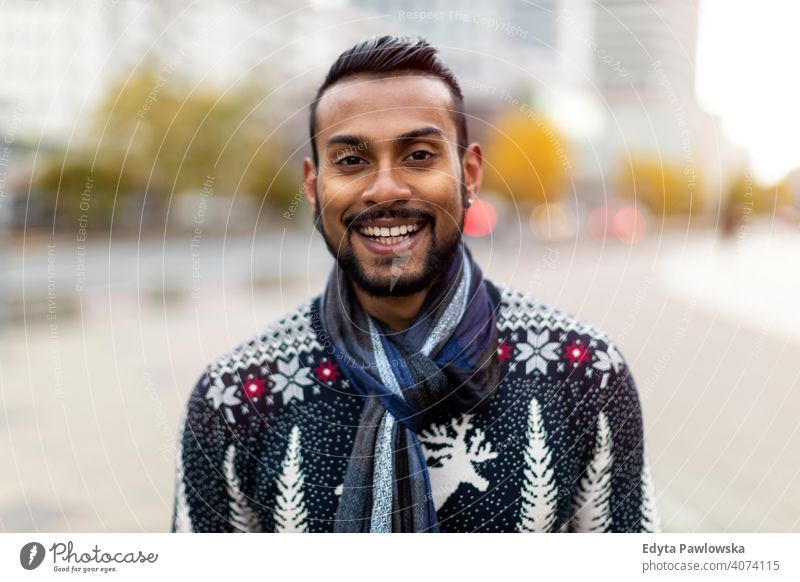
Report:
314,359,341,384
242,375,268,400
497,339,512,364
564,340,591,366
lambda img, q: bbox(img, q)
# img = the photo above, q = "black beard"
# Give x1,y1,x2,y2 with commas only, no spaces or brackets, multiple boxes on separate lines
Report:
313,185,467,298
336,223,458,298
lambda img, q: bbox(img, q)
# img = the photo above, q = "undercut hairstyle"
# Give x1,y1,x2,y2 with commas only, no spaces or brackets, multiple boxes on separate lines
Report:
308,35,468,168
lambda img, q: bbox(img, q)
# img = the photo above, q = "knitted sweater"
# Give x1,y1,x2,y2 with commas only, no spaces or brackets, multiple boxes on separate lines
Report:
171,283,659,533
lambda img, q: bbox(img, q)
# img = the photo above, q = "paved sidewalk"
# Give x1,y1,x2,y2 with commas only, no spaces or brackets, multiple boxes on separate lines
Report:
1,227,798,532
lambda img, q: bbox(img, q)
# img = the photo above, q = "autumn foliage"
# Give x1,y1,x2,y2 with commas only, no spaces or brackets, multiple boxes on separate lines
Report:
726,174,792,214
33,63,297,228
617,158,700,216
482,109,571,204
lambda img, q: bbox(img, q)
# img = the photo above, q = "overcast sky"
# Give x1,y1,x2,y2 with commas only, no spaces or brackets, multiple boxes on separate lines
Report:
696,0,800,184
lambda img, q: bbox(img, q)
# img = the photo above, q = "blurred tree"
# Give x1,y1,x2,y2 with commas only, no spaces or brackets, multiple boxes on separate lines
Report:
483,109,571,204
32,62,298,229
240,147,303,212
617,158,700,216
726,174,792,214
90,64,293,203
34,152,136,228
720,174,793,237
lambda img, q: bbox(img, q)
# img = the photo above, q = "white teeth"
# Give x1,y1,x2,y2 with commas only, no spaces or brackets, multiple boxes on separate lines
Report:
374,235,408,245
358,223,424,239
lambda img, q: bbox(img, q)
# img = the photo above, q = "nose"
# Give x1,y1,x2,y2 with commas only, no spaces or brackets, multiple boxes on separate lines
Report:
360,164,412,206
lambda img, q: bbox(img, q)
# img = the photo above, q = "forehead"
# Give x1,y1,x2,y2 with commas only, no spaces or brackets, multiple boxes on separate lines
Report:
315,74,457,144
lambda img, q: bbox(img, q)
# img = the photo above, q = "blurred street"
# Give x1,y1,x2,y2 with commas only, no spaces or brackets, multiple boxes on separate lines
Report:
1,223,798,532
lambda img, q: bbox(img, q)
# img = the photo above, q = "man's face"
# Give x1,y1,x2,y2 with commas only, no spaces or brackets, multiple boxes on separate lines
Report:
304,74,481,298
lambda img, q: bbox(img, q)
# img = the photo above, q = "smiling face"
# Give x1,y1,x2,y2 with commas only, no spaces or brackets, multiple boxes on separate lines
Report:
304,74,482,298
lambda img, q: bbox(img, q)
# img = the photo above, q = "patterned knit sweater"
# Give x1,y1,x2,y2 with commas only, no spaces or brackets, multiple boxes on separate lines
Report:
171,283,659,533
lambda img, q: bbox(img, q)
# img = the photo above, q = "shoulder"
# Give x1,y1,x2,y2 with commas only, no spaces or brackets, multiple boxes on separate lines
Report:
491,282,643,468
492,281,633,394
495,282,612,345
207,297,322,378
186,296,325,426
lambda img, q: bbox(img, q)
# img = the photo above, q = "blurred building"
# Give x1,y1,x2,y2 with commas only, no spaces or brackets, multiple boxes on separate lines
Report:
591,0,701,169
594,0,698,97
351,0,743,213
0,0,745,215
0,0,391,151
0,0,106,143
350,0,566,130
351,0,561,81
592,0,745,209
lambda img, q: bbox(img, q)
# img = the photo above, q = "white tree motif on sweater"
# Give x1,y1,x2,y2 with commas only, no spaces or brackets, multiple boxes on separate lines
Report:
274,425,309,532
224,444,264,532
571,412,614,532
516,397,559,532
640,450,660,532
172,416,193,532
420,415,498,510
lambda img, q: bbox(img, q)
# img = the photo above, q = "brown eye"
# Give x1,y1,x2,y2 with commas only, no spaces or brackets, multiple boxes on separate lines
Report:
336,155,367,166
405,150,435,162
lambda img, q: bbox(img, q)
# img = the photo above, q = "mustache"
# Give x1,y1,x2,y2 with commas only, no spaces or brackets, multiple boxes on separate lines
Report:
343,207,436,230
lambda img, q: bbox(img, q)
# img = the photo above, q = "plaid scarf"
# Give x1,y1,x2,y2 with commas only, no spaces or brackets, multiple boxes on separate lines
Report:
319,242,501,532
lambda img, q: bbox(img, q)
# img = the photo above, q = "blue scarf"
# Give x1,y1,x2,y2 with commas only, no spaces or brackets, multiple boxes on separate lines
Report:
319,242,501,532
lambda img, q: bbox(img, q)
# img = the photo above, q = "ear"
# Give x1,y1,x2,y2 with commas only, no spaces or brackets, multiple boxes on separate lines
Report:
302,157,317,212
461,142,483,200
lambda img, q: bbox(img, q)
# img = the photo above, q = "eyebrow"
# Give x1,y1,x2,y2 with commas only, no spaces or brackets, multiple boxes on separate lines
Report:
324,126,445,150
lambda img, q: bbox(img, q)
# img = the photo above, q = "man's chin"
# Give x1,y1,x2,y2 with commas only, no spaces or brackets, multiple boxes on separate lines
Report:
346,266,434,298
325,227,460,299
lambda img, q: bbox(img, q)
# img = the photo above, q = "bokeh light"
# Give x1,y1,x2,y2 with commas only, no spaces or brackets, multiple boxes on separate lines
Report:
463,198,498,238
529,202,577,241
613,207,647,244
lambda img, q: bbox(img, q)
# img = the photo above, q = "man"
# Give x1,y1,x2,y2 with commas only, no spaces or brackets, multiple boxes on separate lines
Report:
171,35,659,533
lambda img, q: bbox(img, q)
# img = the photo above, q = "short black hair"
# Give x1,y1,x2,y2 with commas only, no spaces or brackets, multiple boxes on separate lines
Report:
308,35,468,168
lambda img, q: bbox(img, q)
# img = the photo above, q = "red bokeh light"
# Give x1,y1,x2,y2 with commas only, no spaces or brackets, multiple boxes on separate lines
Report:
463,198,498,237
613,207,647,244
587,206,614,241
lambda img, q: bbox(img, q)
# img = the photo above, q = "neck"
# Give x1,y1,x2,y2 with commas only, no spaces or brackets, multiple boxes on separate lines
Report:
350,282,432,333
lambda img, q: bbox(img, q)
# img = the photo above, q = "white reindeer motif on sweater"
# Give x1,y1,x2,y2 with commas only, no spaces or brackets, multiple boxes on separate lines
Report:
420,415,499,510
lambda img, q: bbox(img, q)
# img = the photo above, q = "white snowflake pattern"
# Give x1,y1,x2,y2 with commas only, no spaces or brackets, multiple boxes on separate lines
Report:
206,381,241,409
593,350,612,371
515,329,561,375
269,355,314,404
592,344,624,373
